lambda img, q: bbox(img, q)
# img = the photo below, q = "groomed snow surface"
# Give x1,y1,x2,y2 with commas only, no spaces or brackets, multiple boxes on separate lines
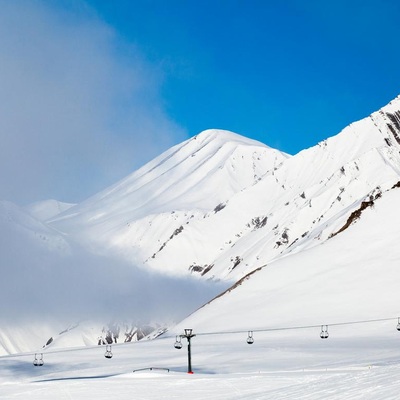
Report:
2,326,400,399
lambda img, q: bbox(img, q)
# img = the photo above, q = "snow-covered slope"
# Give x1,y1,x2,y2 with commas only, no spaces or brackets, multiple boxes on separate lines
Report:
188,95,400,279
25,199,75,221
0,200,70,254
174,181,400,333
2,95,400,359
47,96,400,280
0,319,162,357
49,129,286,223
4,183,400,400
47,129,289,270
0,198,223,355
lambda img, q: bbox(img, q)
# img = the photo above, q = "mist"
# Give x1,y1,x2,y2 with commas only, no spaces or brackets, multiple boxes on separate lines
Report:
0,0,187,205
0,205,227,326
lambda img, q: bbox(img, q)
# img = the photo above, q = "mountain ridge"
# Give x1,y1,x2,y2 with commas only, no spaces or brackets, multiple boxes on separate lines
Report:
28,95,400,281
2,95,400,355
173,180,400,334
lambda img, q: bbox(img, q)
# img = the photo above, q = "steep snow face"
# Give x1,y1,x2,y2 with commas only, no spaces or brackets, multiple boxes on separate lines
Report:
38,98,400,279
45,97,400,280
158,97,400,278
272,94,400,192
47,129,288,240
189,96,400,279
174,183,400,334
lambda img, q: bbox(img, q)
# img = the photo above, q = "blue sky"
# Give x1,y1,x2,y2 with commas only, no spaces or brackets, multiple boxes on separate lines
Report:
84,0,400,152
1,0,399,204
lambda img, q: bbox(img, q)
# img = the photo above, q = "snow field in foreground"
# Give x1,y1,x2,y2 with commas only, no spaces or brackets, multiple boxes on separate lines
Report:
2,325,400,399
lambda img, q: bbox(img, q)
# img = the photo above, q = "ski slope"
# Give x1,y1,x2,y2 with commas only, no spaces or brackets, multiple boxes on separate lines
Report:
2,324,400,399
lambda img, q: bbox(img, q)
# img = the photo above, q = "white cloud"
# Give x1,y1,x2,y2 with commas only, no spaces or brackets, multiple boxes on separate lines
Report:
0,0,187,205
0,207,225,324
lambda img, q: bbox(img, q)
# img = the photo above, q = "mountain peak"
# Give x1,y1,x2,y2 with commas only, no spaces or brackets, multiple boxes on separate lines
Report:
381,94,400,111
48,129,289,237
192,129,272,148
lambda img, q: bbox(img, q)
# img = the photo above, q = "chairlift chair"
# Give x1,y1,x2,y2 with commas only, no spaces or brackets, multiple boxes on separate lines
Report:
246,331,254,344
33,353,44,366
174,335,183,349
104,345,113,359
320,325,329,339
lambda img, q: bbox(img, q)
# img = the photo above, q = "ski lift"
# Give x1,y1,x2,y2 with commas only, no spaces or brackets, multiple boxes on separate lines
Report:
104,345,113,359
246,331,254,345
396,318,400,331
33,353,44,366
320,325,329,339
174,335,183,349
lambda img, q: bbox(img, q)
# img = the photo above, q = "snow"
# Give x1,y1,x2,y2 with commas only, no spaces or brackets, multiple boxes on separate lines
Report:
173,186,400,334
37,100,400,282
25,199,76,221
45,129,289,271
3,185,400,397
2,327,400,399
2,98,400,398
0,200,70,254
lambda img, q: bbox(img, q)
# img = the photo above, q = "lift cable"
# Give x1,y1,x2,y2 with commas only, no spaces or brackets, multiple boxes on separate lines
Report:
192,316,399,337
2,316,399,363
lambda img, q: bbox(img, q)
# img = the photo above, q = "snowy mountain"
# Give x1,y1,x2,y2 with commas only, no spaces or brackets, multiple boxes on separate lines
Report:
47,129,289,275
47,96,400,282
3,182,400,397
2,95,400,359
174,181,400,333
